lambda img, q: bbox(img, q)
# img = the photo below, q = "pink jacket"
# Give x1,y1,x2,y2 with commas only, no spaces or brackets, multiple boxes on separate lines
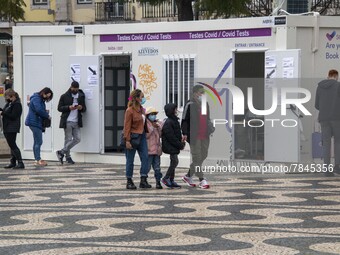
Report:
146,119,162,155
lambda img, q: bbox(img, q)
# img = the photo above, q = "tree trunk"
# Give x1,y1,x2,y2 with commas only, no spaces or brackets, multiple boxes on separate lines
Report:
175,0,194,21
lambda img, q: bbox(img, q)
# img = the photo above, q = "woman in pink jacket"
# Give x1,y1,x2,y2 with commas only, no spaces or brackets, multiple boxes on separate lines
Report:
146,107,163,189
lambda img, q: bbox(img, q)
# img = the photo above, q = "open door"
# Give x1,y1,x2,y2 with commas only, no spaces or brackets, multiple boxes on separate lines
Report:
69,55,102,153
264,49,301,163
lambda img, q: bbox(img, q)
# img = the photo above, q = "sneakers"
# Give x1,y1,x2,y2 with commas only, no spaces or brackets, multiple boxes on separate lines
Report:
34,160,47,166
182,175,197,187
56,150,64,164
171,180,181,189
198,179,210,189
66,157,75,164
161,178,172,188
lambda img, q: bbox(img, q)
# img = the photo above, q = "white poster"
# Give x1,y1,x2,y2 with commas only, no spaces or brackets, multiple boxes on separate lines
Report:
87,65,98,86
84,88,93,100
70,64,81,82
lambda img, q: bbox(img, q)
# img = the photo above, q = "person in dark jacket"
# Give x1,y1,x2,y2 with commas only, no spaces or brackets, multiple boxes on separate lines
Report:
315,69,340,176
1,89,24,169
25,87,53,166
181,85,213,189
161,103,185,188
56,81,86,164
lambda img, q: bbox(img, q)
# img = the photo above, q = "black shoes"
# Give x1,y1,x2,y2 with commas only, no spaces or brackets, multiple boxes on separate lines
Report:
4,162,16,169
13,162,25,169
56,150,64,164
66,157,75,164
156,180,163,189
139,176,152,188
126,178,137,190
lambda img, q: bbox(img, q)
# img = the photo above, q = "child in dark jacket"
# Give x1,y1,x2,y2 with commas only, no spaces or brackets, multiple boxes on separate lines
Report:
161,103,186,188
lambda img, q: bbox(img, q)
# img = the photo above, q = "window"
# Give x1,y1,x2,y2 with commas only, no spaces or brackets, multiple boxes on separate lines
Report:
164,55,195,108
77,0,92,4
33,0,47,5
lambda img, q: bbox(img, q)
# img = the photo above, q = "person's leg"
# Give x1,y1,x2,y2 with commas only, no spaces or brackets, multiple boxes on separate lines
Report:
125,148,137,178
153,155,162,181
320,122,332,166
4,132,17,167
169,154,179,180
30,126,43,161
331,121,340,171
197,138,210,180
138,133,152,188
62,122,74,158
188,140,204,178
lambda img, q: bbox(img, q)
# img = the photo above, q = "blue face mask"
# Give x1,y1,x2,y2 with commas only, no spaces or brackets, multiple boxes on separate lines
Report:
148,115,157,122
141,98,146,105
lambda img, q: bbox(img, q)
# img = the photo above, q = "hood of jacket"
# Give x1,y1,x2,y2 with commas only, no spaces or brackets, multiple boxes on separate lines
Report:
318,79,338,89
164,103,177,118
30,92,41,101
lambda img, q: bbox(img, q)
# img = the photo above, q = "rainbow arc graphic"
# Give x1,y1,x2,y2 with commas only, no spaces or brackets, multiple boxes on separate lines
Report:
197,82,222,106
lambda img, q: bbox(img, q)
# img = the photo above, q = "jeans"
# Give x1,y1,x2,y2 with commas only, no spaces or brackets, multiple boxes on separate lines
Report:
125,132,149,178
320,121,340,166
165,154,179,180
4,132,23,163
188,139,210,179
61,121,81,158
148,155,162,181
29,126,43,161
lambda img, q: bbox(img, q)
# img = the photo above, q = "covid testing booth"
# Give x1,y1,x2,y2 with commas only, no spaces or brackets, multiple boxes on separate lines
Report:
12,14,340,166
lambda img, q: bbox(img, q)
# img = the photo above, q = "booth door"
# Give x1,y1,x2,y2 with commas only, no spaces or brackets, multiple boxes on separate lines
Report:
69,55,102,153
23,54,53,152
264,49,301,163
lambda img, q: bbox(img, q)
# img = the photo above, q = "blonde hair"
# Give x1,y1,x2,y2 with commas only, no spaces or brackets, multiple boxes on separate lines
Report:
127,89,143,109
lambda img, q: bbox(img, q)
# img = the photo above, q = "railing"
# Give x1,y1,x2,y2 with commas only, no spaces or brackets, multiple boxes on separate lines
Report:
95,1,132,22
142,0,177,18
247,0,273,16
311,0,340,15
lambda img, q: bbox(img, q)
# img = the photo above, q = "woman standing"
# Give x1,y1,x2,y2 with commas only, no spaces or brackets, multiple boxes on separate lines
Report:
123,89,150,189
25,87,53,166
1,89,25,169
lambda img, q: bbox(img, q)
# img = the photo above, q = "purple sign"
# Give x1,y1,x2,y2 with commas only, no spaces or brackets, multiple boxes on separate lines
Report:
100,28,271,42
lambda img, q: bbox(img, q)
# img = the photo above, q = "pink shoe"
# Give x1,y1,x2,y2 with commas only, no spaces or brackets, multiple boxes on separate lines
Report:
198,179,210,189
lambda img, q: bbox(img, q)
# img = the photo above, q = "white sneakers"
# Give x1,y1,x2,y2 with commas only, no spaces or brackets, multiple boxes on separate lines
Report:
182,175,210,189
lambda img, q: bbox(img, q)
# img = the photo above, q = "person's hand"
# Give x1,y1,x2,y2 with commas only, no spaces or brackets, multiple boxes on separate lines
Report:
69,105,77,110
77,105,83,110
182,135,187,142
48,116,52,120
126,141,132,149
152,122,160,128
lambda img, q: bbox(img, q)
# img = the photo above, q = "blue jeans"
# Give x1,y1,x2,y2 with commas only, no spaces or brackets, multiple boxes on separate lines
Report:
148,155,162,181
29,126,43,161
125,132,149,178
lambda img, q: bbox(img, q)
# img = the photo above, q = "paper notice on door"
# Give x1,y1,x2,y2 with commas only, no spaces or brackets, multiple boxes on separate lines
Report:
87,65,98,86
282,57,294,68
70,64,81,82
265,56,276,68
84,88,93,100
283,68,294,78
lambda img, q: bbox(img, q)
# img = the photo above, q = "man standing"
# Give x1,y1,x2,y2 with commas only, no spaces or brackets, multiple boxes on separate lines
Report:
56,81,86,164
181,84,214,189
315,69,340,176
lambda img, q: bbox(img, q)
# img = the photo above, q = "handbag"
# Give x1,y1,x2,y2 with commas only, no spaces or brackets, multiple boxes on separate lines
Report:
120,132,142,149
42,118,51,128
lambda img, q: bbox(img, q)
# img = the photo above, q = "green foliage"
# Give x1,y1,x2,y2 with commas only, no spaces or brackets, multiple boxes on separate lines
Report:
0,0,26,22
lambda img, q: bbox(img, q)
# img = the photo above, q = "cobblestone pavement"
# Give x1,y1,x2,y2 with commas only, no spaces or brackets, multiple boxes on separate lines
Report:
0,159,339,255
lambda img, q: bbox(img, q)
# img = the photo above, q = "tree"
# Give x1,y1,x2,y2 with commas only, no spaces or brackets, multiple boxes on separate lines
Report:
139,0,251,21
0,0,26,22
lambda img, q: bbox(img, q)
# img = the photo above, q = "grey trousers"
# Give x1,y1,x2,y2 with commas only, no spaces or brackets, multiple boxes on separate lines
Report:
188,139,210,179
320,121,340,166
61,121,81,158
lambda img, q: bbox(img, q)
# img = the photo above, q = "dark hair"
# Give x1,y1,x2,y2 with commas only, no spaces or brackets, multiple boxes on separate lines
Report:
71,81,80,88
328,69,338,78
193,84,204,93
39,87,53,102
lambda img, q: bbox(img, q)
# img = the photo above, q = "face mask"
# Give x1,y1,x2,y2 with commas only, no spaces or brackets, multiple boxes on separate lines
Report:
148,115,156,122
197,96,202,102
6,99,11,103
141,98,146,105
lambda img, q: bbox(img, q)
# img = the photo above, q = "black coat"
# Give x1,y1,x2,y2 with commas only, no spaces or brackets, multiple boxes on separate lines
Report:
2,98,22,133
58,89,86,128
162,103,185,155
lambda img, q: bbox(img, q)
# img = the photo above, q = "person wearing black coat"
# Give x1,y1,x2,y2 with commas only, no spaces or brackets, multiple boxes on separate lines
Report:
1,89,24,169
161,103,185,188
56,81,86,164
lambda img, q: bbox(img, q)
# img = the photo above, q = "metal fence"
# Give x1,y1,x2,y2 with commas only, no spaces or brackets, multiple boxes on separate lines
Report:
142,0,177,18
95,1,132,22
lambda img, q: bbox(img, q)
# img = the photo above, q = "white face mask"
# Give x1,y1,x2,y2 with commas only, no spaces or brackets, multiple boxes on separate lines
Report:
197,95,202,102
